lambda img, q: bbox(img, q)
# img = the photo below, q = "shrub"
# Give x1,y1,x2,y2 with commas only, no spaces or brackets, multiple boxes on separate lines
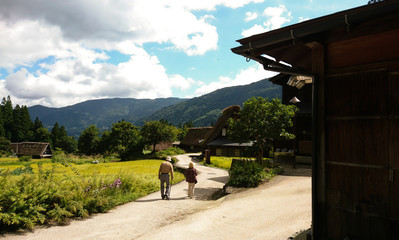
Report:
154,147,185,160
227,160,267,188
18,155,31,162
0,159,185,231
227,159,283,188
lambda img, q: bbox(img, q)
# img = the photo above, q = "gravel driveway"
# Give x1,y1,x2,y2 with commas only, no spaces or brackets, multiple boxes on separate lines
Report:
2,154,311,240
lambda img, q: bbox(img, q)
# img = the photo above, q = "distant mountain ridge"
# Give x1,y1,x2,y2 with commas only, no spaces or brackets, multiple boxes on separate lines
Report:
140,78,281,126
29,98,186,137
29,78,281,137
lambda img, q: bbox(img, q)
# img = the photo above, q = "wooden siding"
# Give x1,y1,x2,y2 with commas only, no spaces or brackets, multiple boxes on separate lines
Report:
328,29,399,69
325,68,399,238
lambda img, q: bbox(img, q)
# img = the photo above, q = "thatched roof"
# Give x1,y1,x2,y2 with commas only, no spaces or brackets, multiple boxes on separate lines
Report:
10,142,52,158
201,105,240,147
180,127,213,146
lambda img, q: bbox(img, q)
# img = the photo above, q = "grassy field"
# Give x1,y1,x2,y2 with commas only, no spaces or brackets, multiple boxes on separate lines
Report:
0,156,184,231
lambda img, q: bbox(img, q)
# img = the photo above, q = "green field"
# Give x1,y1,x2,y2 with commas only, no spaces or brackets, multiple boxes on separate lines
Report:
0,156,184,231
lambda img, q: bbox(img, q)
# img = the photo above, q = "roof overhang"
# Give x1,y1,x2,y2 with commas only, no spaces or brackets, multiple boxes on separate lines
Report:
231,1,399,75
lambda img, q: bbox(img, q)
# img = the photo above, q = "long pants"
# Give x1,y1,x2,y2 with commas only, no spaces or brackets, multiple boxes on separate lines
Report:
160,174,170,198
187,182,195,198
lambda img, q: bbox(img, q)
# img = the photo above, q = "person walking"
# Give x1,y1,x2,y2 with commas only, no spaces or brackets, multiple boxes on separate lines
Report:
158,156,174,200
185,162,197,199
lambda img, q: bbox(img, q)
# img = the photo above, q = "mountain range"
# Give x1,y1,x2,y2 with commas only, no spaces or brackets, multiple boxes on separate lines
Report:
28,78,281,137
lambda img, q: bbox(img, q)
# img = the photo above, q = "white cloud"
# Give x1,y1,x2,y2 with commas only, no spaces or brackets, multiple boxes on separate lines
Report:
0,20,66,70
241,5,292,36
263,5,291,31
171,0,265,11
2,44,196,107
241,24,267,37
298,17,310,23
245,12,258,22
0,0,222,66
194,64,277,96
0,0,267,107
169,75,195,91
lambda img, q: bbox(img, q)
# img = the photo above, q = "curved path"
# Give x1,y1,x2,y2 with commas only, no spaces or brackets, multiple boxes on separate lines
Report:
2,155,311,240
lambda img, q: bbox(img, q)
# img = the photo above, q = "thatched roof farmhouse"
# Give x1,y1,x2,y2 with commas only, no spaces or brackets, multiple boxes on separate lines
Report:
10,142,52,158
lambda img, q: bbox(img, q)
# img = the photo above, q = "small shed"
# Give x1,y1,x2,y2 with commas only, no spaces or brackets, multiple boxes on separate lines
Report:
10,142,53,158
232,1,399,239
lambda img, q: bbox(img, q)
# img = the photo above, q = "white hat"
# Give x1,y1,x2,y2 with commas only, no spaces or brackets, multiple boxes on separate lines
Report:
166,156,171,161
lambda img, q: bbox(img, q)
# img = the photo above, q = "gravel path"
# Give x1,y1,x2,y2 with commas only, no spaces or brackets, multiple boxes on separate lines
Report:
2,154,311,240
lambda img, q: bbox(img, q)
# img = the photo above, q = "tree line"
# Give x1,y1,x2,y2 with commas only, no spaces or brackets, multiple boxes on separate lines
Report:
0,96,193,159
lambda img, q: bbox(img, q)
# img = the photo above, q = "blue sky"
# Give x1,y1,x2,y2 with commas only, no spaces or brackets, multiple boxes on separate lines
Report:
0,0,366,107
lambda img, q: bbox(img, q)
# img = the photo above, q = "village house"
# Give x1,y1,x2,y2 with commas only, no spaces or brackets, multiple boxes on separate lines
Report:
10,142,53,159
232,1,399,239
270,73,313,166
179,127,213,152
201,105,253,157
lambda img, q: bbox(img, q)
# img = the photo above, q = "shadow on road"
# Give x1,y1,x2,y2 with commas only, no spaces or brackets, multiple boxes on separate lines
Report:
194,187,224,200
280,164,311,177
207,176,229,183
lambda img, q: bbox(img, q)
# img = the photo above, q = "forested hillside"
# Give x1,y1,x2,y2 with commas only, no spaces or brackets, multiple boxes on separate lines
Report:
140,78,281,126
29,98,186,137
28,78,281,136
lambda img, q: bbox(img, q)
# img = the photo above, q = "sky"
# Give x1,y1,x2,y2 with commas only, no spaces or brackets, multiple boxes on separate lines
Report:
0,0,366,108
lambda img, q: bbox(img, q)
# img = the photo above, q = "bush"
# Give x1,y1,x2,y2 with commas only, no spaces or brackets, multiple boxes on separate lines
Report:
227,160,266,188
0,159,184,231
227,159,283,188
154,147,185,160
18,155,31,162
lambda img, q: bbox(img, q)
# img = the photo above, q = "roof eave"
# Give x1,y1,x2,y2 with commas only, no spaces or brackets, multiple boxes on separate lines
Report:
232,1,399,59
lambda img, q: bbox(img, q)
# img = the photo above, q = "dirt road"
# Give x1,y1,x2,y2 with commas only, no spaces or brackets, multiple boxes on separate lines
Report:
2,154,311,240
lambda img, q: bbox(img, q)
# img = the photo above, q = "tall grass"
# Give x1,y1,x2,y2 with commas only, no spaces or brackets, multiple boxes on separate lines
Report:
0,157,184,231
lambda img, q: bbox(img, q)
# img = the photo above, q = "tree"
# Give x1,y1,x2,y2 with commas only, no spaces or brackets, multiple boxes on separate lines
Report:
50,122,75,153
228,97,297,162
141,120,178,153
11,105,33,142
109,120,143,159
0,106,4,138
78,125,100,155
1,96,13,139
32,117,51,142
51,122,67,148
58,136,78,154
177,121,193,141
0,136,11,153
98,130,112,155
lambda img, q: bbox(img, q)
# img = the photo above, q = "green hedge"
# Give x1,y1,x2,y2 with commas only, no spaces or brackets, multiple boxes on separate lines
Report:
227,159,282,188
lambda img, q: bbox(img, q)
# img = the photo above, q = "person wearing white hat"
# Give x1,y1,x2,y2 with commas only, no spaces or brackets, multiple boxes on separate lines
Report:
158,156,174,200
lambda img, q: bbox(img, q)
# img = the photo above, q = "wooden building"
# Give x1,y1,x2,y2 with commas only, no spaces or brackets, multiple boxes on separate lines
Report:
10,142,52,158
201,105,253,157
179,127,213,152
270,74,313,164
232,1,399,239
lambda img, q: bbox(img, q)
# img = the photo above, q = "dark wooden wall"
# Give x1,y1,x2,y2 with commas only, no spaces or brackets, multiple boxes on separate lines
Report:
322,25,399,239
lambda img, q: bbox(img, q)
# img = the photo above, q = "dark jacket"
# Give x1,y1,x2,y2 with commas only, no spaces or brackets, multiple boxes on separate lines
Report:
185,167,197,183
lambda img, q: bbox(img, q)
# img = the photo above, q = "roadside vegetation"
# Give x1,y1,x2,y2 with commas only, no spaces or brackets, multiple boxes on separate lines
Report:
203,156,283,188
0,95,294,231
0,151,184,232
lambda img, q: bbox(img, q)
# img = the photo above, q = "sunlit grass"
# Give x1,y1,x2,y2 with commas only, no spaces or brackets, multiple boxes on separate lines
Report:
209,156,233,169
0,159,184,184
0,157,185,230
